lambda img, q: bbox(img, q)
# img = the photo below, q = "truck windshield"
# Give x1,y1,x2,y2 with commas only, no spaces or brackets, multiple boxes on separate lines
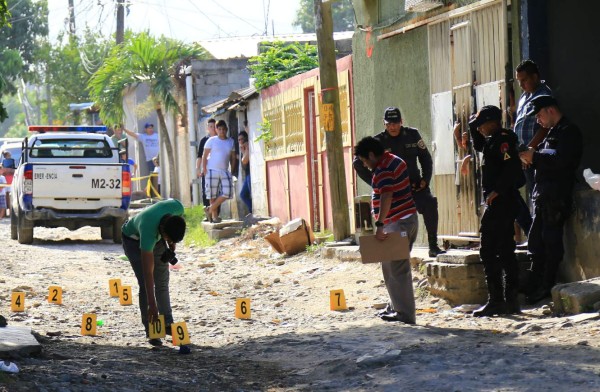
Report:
29,139,114,159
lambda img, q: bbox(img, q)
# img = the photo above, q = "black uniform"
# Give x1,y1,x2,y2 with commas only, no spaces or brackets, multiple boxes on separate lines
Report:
353,127,440,250
471,126,524,314
527,117,582,299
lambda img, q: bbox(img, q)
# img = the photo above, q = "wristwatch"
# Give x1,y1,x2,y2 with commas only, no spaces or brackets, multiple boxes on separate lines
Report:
375,221,384,228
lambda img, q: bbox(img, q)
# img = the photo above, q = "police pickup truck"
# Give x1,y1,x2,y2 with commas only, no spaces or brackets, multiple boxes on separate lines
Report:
10,125,131,244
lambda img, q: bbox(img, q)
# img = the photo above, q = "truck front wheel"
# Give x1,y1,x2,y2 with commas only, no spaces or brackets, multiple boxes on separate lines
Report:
17,209,34,244
10,207,17,240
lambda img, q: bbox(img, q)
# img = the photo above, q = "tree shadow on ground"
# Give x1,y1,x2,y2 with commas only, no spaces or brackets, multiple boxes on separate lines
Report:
2,319,600,392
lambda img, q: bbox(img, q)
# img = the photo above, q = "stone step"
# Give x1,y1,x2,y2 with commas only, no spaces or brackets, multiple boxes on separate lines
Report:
207,226,242,241
551,277,600,314
0,325,41,356
201,220,243,231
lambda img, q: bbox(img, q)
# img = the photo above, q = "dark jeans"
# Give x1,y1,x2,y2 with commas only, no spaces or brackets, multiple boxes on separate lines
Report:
515,166,535,234
122,235,174,332
516,192,532,235
240,174,252,213
201,175,210,207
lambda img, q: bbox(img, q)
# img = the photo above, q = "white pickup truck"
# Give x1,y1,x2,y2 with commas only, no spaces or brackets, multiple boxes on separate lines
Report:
10,125,131,244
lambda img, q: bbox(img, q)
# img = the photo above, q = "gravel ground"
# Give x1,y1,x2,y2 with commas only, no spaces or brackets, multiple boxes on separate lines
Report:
1,218,600,391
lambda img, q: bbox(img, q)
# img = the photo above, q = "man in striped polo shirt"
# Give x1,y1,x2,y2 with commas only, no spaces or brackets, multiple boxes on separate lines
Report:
355,136,418,324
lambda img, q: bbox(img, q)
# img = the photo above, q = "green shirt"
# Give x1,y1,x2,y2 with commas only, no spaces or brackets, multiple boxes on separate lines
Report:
122,199,184,251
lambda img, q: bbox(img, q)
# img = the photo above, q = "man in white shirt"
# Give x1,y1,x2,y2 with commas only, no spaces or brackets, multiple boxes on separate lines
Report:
124,123,160,173
202,120,236,223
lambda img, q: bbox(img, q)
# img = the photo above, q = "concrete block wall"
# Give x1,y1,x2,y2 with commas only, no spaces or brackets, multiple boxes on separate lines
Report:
191,58,250,117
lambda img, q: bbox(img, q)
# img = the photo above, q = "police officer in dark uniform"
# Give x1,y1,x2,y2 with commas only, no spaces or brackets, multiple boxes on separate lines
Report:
468,106,524,316
353,107,445,257
519,95,583,304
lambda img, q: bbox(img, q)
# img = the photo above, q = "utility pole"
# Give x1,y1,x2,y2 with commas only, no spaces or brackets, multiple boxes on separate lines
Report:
68,0,76,35
116,0,125,44
313,0,350,241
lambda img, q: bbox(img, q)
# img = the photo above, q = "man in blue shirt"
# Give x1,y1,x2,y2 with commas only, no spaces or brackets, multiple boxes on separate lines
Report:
513,60,553,235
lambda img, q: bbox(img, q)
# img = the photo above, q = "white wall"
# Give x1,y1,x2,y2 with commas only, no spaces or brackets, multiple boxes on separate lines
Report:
246,97,267,217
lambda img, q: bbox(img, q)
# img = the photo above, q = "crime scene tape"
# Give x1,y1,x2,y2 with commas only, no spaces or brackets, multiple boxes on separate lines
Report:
130,173,161,199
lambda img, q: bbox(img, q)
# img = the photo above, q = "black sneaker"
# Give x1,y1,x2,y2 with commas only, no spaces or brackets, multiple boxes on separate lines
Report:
428,247,446,257
148,338,163,347
379,312,416,324
376,304,393,317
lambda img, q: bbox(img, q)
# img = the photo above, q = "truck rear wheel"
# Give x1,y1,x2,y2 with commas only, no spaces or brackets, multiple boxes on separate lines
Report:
10,207,17,240
101,225,113,240
17,209,34,244
112,217,124,244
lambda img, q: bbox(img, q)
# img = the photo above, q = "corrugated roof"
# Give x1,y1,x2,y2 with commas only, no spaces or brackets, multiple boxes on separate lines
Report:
201,85,258,116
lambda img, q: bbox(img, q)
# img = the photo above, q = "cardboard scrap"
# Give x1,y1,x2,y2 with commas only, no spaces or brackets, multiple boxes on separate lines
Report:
264,218,315,256
358,231,410,263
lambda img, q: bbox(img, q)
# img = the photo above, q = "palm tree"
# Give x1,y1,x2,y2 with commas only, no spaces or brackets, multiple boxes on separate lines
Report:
88,31,208,199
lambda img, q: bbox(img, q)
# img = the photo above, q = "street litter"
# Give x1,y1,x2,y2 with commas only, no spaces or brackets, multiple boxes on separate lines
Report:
0,361,19,373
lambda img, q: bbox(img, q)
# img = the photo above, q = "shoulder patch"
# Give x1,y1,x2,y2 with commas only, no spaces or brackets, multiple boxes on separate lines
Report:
503,152,511,160
417,139,427,149
500,142,509,153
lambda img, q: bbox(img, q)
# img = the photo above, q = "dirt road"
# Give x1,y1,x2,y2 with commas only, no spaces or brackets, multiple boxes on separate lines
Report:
1,218,600,391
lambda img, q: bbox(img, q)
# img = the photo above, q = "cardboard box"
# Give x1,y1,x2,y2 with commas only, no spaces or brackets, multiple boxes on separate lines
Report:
359,231,410,263
264,218,315,256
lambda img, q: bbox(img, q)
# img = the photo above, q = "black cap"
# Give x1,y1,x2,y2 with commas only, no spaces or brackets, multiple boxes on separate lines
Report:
383,107,402,123
469,105,502,128
526,95,557,116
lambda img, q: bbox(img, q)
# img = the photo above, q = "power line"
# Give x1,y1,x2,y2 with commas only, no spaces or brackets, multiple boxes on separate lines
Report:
205,0,264,34
184,0,230,37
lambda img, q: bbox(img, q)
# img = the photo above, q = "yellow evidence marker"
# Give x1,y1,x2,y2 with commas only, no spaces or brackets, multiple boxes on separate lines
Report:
81,313,98,336
11,292,25,312
171,321,191,346
149,315,166,339
119,285,133,305
330,289,348,311
48,286,63,305
109,278,122,297
235,298,251,319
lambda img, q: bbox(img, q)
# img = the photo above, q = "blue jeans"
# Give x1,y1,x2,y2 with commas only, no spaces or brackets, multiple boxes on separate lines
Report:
122,235,174,333
240,174,252,213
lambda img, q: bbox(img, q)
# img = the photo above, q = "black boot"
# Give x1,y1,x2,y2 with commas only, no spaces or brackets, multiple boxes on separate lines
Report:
473,278,506,317
504,287,521,314
504,258,521,314
428,236,445,257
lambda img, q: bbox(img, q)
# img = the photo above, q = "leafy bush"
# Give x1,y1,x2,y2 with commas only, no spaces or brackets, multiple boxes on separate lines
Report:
248,41,319,90
183,205,216,248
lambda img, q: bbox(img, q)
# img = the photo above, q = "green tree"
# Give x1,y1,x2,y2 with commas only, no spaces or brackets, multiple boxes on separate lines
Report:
0,0,12,122
0,0,48,123
0,0,9,27
88,31,209,199
293,0,354,33
45,29,113,122
247,41,319,90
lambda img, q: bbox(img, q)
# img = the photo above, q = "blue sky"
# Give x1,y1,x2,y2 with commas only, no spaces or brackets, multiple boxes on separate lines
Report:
47,0,303,43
